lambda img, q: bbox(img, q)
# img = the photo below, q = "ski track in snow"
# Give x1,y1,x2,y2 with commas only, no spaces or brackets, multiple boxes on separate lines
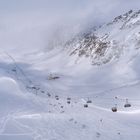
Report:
1,10,140,139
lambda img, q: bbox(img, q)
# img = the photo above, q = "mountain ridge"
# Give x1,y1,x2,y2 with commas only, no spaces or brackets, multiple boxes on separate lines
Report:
64,9,140,65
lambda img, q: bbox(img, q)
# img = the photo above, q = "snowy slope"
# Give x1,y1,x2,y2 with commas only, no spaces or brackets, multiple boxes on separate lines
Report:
0,10,140,140
65,10,140,66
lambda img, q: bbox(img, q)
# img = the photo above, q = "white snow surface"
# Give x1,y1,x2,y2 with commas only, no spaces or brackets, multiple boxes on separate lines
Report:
1,10,140,140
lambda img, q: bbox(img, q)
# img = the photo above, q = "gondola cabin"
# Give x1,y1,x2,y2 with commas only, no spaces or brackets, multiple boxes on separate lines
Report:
124,103,131,108
67,101,71,104
67,97,71,100
87,100,92,103
111,107,117,112
84,104,88,108
124,99,131,108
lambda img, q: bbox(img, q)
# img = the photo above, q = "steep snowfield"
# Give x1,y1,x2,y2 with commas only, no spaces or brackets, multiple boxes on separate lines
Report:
1,10,140,140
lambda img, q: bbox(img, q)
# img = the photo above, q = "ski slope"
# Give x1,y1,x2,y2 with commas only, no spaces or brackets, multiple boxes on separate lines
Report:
1,10,140,140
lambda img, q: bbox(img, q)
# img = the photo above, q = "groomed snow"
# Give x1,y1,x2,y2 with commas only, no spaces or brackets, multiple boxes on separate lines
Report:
1,10,140,140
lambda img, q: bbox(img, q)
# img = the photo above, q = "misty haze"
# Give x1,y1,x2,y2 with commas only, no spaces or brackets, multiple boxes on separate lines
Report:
0,0,140,140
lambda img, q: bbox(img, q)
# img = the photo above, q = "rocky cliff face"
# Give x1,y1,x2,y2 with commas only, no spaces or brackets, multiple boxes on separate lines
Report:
65,10,140,65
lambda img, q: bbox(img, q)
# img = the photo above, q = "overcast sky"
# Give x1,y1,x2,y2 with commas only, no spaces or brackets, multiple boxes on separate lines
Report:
0,0,140,52
0,0,139,20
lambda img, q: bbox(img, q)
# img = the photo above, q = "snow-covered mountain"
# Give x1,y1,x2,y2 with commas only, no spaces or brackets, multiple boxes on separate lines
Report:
65,10,140,65
1,10,140,140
